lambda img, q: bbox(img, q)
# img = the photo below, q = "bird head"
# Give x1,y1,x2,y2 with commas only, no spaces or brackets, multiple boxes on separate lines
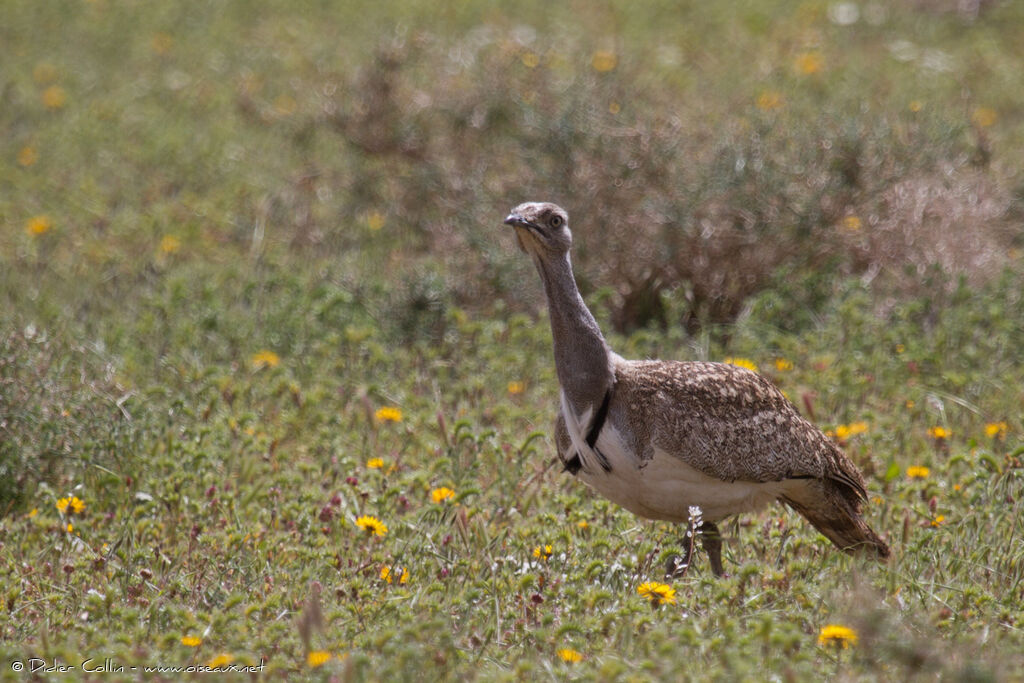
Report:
503,202,572,256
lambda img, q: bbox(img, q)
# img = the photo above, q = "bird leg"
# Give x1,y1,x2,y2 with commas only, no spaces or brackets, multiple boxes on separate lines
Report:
664,521,725,578
700,522,725,577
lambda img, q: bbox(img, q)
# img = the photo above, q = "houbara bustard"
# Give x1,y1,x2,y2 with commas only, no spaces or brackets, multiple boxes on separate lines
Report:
504,202,889,576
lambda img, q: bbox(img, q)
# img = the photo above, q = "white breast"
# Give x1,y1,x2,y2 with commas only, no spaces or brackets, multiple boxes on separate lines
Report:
573,419,785,523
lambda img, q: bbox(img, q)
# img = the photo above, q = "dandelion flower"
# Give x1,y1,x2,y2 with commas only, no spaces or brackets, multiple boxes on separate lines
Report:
909,100,923,113
207,654,234,668
56,496,85,515
756,91,783,111
307,651,331,667
366,211,385,231
794,51,823,75
817,624,858,649
355,515,388,537
533,544,553,561
430,487,455,503
25,215,52,236
608,101,621,115
774,358,793,372
591,50,617,72
723,357,759,373
18,146,37,167
159,235,181,254
507,381,525,395
971,107,997,128
250,350,280,369
557,648,583,663
42,85,67,109
375,406,402,423
180,636,202,647
380,565,409,584
637,581,676,606
906,465,930,480
928,426,951,440
151,32,173,55
366,458,385,469
984,422,1008,440
577,520,589,530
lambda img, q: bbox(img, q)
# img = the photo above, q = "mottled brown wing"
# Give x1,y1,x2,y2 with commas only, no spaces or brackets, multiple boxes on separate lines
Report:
614,360,868,499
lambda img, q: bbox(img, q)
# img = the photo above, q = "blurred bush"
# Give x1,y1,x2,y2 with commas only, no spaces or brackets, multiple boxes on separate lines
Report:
297,32,1020,334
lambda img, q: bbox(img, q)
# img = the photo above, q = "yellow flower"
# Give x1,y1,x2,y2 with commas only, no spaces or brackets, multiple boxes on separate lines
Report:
250,350,280,369
608,101,621,115
817,624,858,649
908,100,923,113
848,421,868,435
207,654,234,668
533,544,552,561
971,107,997,128
180,636,202,647
366,457,385,469
984,422,1008,440
724,357,759,373
928,426,951,439
25,215,52,236
273,94,297,117
930,515,945,527
307,651,331,667
151,32,173,55
756,91,783,111
906,465,930,479
66,523,74,533
56,496,85,515
842,215,862,231
774,358,793,372
557,648,583,663
577,520,589,530
159,235,181,254
18,146,37,167
637,581,676,606
42,85,67,110
794,51,823,75
28,508,38,518
355,515,388,537
520,51,540,69
591,50,617,72
366,211,385,231
430,487,455,503
507,381,525,395
380,565,409,584
375,406,402,423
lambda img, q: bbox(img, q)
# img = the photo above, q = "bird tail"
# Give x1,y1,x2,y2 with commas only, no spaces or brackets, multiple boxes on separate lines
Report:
781,479,890,559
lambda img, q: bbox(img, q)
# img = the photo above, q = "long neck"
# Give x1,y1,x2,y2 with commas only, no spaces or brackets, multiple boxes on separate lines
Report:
533,250,614,416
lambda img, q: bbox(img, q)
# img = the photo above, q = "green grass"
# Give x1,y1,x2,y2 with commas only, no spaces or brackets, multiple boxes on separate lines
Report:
3,0,1024,680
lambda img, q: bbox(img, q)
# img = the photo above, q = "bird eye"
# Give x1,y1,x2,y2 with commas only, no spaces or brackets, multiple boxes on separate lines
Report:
550,215,563,228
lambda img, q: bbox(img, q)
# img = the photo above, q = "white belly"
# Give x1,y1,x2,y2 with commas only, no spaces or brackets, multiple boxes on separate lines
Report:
577,427,785,523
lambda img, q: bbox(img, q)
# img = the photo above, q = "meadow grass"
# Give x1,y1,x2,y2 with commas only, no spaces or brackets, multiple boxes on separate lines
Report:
3,0,1024,679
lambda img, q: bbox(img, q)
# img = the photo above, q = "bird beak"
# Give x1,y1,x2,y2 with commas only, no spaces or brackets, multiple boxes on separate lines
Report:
504,213,526,228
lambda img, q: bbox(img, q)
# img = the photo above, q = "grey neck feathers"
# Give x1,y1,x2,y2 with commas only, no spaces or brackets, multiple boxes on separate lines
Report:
532,250,614,416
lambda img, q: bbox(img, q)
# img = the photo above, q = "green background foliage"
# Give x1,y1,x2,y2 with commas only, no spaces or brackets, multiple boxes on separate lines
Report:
2,0,1023,679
